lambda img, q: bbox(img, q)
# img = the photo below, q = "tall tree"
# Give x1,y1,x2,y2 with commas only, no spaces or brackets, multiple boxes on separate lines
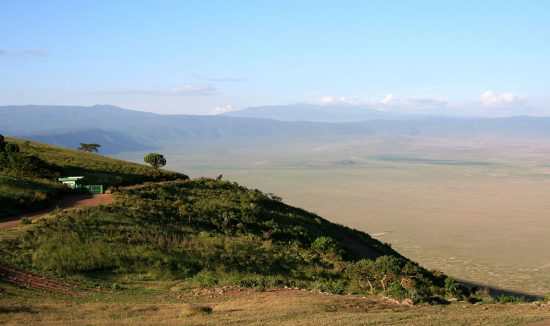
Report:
78,143,101,153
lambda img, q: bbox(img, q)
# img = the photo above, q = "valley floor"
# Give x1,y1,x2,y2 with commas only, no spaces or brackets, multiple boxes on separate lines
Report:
1,281,550,326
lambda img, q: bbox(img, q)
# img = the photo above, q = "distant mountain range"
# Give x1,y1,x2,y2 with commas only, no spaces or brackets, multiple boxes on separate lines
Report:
2,104,550,154
223,104,413,122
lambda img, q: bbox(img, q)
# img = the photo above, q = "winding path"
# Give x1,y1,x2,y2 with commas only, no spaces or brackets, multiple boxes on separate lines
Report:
0,194,113,230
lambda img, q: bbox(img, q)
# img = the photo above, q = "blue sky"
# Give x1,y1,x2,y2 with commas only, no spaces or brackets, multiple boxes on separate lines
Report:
1,0,549,115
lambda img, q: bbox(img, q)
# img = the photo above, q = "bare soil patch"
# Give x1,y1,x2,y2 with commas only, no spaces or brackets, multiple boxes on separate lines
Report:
0,264,86,295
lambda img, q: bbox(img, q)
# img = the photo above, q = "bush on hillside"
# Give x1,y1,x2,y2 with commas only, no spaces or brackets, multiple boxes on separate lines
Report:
4,143,20,153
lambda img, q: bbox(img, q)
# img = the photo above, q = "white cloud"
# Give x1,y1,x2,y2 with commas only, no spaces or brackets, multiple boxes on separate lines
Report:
313,94,448,111
479,91,528,107
99,84,218,96
191,74,248,82
169,84,217,95
317,96,372,105
0,49,48,58
407,96,450,107
210,104,234,115
381,94,449,108
381,94,395,104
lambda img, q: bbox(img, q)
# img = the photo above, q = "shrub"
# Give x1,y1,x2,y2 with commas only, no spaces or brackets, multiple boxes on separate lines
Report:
496,294,526,303
444,277,467,299
4,143,20,153
312,236,337,252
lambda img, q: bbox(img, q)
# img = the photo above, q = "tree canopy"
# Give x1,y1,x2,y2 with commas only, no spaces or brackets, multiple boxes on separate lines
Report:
78,143,101,153
144,152,166,175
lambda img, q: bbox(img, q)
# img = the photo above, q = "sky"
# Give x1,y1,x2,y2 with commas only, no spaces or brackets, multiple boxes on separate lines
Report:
1,0,549,115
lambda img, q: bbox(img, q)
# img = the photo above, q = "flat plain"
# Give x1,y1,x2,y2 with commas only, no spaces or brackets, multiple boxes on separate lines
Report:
116,134,550,296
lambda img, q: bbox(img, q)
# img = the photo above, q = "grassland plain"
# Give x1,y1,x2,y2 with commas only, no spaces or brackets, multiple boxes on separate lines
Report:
115,135,550,295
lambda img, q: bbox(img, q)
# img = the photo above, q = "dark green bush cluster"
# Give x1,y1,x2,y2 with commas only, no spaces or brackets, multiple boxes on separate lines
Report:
0,134,19,153
345,256,441,300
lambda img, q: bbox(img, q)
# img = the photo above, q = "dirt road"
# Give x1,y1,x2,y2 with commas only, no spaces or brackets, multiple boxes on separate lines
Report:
0,263,88,294
0,194,113,230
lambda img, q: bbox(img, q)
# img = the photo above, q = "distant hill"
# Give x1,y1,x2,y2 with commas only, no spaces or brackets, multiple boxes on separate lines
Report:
224,104,411,122
24,129,157,155
0,105,360,151
3,105,550,154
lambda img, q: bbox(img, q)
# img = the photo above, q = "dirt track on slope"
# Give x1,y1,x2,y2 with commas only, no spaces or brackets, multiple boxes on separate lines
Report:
0,194,113,230
0,264,89,295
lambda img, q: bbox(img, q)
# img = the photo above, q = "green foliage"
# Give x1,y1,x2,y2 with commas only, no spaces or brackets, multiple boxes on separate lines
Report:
78,143,101,153
444,277,469,299
0,135,21,154
4,143,19,153
144,153,167,175
312,236,337,252
496,294,527,303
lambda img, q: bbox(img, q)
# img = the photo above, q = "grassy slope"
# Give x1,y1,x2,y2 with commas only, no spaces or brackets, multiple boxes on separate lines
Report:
6,137,185,185
0,137,187,217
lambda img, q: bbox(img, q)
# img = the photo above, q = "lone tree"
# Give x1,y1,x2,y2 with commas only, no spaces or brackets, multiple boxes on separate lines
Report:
78,143,101,153
144,152,166,175
0,134,5,151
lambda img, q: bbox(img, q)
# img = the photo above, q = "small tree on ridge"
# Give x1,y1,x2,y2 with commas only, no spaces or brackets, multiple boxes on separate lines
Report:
78,143,101,153
144,152,166,176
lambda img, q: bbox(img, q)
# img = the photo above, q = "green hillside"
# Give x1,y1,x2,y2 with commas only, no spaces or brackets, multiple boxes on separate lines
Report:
0,178,450,301
0,137,187,217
